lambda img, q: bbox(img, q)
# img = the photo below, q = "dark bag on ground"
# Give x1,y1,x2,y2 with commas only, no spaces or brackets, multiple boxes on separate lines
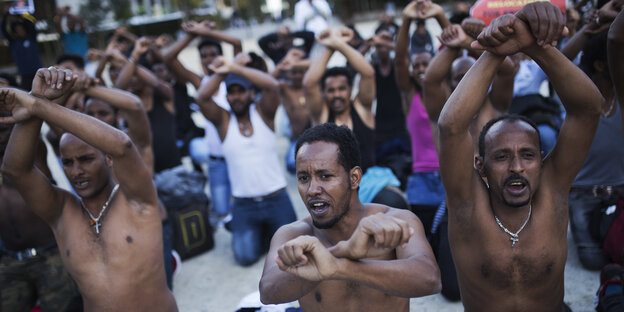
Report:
155,165,214,260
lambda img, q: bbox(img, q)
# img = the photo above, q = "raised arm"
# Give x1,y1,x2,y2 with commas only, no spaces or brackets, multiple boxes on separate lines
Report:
302,31,334,125
211,55,280,123
331,28,376,110
403,0,451,30
2,86,156,207
115,38,174,101
438,52,504,206
184,20,242,55
395,12,414,93
422,46,459,123
1,101,64,225
195,58,229,133
161,28,203,88
83,85,153,172
528,44,602,189
608,9,624,123
475,5,601,190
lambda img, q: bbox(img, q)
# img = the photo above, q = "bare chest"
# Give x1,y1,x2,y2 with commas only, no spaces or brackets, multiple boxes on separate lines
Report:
55,202,163,288
300,280,407,312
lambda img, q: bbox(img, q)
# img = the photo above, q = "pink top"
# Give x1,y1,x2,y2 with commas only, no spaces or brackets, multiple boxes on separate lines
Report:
407,92,440,172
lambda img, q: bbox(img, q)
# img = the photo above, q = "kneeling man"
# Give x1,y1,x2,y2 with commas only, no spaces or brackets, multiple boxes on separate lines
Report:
259,123,440,312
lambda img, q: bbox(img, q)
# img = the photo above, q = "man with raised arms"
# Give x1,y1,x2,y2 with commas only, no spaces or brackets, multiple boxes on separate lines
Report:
259,123,441,311
0,68,177,311
437,3,602,311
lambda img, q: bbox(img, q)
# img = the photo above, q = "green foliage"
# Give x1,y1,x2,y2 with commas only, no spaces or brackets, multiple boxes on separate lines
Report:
79,0,110,29
109,0,133,22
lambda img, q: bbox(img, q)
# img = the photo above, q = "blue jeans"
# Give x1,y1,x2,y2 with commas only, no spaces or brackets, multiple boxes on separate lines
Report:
231,190,297,266
208,158,232,217
568,190,618,270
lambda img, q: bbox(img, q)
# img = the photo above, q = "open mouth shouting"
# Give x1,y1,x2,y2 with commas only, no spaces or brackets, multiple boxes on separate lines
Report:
504,175,529,196
307,199,330,217
72,178,90,191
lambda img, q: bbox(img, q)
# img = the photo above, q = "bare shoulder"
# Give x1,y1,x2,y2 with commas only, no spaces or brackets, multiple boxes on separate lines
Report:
272,217,315,241
366,204,420,223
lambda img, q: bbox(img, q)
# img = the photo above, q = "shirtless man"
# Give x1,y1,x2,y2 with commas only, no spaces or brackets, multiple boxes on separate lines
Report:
259,123,440,311
437,4,602,311
0,68,177,311
274,48,311,142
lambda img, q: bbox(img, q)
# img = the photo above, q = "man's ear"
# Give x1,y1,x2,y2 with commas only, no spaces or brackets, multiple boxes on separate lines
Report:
349,166,362,190
475,155,489,187
475,155,486,177
106,154,113,167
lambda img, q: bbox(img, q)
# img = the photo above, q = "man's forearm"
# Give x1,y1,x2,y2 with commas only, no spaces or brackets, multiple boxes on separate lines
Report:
32,96,132,157
1,118,42,176
259,267,320,304
85,86,143,112
229,64,279,92
163,34,195,63
332,257,440,298
334,41,374,78
438,52,504,133
302,47,333,89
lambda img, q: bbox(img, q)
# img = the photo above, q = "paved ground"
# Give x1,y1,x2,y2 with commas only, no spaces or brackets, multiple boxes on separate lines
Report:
169,18,600,312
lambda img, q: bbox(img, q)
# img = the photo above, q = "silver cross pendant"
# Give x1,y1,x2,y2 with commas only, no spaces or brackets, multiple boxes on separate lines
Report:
510,236,518,248
94,221,101,234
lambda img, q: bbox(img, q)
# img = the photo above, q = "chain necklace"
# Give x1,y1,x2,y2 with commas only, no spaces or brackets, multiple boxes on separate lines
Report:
81,184,120,235
602,97,616,118
494,203,532,248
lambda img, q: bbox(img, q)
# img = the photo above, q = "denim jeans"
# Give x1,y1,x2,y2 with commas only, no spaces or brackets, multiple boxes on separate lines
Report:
189,138,232,218
231,190,297,266
568,190,618,270
208,158,232,217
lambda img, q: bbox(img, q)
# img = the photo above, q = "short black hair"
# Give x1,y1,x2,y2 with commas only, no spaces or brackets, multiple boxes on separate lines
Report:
295,123,361,173
580,31,608,77
247,52,268,73
478,114,541,157
198,37,223,55
56,54,85,69
320,67,353,91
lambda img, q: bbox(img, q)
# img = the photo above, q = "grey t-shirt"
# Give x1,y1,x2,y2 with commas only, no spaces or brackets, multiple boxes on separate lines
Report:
573,103,624,187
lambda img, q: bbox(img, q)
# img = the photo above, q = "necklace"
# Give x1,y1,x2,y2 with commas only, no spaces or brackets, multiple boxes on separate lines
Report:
494,203,532,248
239,123,251,136
81,184,120,235
602,97,616,118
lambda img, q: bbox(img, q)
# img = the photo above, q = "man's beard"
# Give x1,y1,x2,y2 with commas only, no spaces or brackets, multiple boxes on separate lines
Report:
312,187,351,229
232,100,251,117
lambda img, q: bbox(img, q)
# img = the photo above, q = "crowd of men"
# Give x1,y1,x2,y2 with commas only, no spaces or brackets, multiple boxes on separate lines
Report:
1,0,624,311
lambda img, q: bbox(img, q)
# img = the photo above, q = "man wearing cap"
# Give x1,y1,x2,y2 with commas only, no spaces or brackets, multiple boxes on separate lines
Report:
196,55,297,266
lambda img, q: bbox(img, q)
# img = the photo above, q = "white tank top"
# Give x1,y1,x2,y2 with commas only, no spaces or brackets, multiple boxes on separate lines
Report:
222,105,287,197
